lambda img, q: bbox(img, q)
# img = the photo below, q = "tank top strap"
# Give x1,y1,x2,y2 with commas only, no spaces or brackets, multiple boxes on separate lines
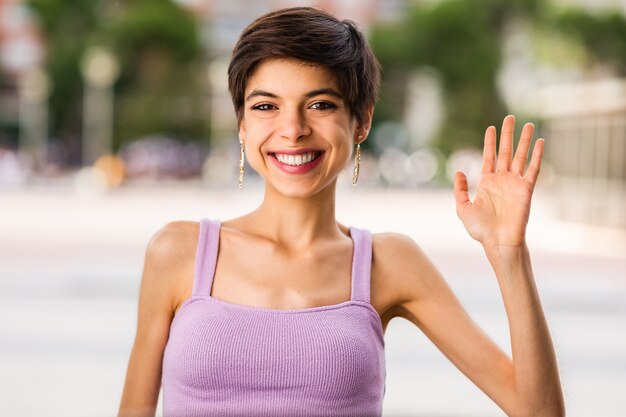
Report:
192,218,221,297
349,226,373,303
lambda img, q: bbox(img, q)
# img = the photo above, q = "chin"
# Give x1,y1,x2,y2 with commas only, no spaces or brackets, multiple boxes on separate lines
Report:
272,184,323,199
266,177,336,199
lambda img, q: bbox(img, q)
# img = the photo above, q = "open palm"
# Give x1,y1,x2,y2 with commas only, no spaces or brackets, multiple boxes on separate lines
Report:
454,115,544,248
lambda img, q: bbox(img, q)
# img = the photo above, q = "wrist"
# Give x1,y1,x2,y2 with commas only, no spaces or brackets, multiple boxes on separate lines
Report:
483,241,528,253
483,243,531,270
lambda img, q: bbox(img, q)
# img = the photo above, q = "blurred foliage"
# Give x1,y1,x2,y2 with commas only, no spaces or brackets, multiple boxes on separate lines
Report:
0,70,17,148
552,8,626,75
28,0,99,158
105,0,207,147
20,0,626,165
371,0,546,155
28,0,206,163
370,0,626,156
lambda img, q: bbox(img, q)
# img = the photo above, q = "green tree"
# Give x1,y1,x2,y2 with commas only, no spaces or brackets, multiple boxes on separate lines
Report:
371,0,626,157
28,0,205,163
370,0,545,155
28,0,100,161
552,8,626,75
105,0,206,146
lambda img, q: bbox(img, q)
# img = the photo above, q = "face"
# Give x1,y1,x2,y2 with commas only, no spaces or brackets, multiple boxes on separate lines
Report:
239,58,370,198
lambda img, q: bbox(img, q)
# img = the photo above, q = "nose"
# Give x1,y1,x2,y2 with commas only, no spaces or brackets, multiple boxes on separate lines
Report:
278,107,311,142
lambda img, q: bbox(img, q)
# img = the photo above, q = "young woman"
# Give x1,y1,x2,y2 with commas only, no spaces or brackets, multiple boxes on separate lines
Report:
118,7,564,417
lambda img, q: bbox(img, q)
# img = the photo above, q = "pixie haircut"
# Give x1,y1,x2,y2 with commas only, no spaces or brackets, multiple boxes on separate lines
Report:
228,7,381,126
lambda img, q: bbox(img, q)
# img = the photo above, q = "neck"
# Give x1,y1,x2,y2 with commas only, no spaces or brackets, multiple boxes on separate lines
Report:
247,180,343,249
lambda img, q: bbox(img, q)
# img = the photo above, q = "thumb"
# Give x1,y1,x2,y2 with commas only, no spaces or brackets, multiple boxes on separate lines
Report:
453,171,471,216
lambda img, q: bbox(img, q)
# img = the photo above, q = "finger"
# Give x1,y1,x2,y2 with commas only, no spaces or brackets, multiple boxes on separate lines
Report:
524,138,544,185
453,171,471,216
511,122,534,175
496,115,515,172
481,126,497,174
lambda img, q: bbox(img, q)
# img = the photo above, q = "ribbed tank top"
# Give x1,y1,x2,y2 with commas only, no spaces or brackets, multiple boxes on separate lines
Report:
161,219,386,417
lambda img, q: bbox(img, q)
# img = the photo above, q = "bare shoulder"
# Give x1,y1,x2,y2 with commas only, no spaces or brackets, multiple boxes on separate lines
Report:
140,220,200,313
372,231,422,259
120,221,201,410
147,220,199,256
371,232,442,320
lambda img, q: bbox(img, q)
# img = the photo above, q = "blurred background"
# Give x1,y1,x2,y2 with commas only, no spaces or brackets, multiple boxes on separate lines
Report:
0,0,624,416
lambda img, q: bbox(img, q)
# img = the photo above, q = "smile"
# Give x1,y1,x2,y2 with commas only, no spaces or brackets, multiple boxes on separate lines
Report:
269,150,325,174
273,151,322,166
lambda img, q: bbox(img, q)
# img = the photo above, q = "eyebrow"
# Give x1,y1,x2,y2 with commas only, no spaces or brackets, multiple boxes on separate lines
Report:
245,88,343,101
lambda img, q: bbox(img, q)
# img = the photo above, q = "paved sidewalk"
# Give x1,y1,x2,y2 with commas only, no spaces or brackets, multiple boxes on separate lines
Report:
0,179,624,416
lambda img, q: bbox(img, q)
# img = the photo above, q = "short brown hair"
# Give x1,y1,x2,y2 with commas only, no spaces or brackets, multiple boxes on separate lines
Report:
227,7,381,126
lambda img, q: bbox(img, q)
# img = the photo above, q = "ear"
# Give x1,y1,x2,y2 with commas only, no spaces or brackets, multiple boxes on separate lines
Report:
355,104,375,144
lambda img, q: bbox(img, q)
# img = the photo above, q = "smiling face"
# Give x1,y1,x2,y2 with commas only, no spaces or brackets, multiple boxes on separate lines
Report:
239,58,370,198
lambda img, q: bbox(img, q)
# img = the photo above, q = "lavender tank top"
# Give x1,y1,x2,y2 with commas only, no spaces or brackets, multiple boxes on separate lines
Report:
161,219,386,417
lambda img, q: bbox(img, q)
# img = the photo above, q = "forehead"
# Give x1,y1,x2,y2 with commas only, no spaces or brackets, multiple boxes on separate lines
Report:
245,58,339,96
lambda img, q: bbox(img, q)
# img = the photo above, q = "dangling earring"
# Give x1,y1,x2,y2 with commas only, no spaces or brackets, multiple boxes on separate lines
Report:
352,136,362,186
238,139,245,190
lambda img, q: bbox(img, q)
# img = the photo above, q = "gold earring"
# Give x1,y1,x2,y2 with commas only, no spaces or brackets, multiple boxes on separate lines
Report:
352,136,362,185
238,139,245,190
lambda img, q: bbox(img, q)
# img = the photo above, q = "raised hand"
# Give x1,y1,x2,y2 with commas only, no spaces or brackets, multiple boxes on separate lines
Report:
453,115,544,249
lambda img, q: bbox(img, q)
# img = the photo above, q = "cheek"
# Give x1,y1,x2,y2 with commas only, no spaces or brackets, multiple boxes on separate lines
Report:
341,142,355,168
332,124,356,159
241,122,271,168
242,117,269,144
242,116,273,139
324,137,354,173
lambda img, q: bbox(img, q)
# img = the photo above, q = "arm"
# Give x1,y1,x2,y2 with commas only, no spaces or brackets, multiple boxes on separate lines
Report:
386,115,564,417
118,222,196,417
453,115,564,416
483,243,561,417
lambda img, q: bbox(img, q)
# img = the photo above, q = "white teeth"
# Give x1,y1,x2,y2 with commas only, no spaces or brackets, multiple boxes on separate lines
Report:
275,152,319,166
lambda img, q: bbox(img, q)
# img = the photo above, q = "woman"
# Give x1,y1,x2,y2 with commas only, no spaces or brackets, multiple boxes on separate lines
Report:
118,7,564,417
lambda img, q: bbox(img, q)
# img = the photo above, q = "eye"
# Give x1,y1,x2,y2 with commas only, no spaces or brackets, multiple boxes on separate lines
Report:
309,101,337,111
251,103,277,111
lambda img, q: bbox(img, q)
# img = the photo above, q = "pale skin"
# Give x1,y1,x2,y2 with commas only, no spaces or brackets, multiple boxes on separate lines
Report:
118,58,565,417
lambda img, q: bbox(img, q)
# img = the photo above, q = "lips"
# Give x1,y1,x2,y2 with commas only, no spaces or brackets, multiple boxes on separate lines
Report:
268,150,325,173
272,151,322,166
